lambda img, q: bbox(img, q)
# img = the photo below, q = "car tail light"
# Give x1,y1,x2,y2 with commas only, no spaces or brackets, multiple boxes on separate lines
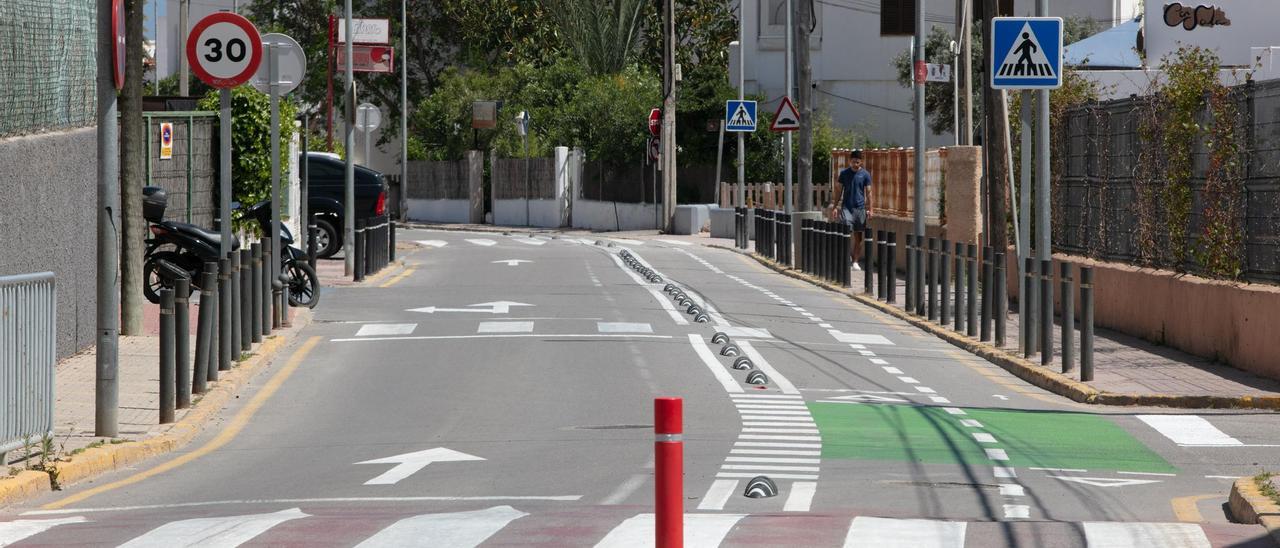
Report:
375,190,386,216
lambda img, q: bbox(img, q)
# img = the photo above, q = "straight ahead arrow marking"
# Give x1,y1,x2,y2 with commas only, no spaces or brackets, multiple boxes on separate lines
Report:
357,448,485,486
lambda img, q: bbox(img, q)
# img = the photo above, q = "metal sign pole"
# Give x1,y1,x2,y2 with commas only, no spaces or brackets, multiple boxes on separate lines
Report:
220,89,233,259
269,40,281,308
783,0,794,215
343,0,355,276
96,0,120,437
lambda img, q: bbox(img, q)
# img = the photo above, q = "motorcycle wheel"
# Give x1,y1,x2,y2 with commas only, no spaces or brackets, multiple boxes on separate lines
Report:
286,261,321,308
143,251,201,304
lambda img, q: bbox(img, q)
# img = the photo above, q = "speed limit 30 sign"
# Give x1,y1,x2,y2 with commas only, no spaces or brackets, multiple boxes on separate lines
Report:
186,12,263,88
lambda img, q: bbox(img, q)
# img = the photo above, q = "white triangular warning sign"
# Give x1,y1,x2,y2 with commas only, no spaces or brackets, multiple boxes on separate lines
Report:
730,104,754,128
996,23,1056,79
771,96,800,132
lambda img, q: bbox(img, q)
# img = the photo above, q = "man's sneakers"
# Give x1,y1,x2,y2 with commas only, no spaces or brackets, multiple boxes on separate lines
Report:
852,262,862,271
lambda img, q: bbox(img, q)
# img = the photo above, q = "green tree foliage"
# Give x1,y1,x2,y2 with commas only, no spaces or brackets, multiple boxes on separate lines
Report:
196,88,298,212
892,25,983,136
547,0,647,75
636,0,737,71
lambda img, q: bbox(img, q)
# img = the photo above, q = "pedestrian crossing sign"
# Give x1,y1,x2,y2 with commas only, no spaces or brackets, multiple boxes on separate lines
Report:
725,100,757,132
991,17,1063,90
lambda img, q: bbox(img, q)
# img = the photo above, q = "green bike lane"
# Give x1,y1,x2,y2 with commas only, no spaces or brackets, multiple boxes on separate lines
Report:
630,240,1255,525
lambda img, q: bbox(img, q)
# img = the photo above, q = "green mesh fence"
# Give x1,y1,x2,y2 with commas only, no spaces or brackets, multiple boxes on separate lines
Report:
0,1,97,138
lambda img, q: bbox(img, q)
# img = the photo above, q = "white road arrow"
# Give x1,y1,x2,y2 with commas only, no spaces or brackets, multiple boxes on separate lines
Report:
1050,476,1162,488
492,259,532,266
992,395,1010,401
416,240,448,248
357,448,485,485
406,301,534,314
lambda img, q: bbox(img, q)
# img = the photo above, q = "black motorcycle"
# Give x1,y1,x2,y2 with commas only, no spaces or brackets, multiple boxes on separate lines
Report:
142,186,239,304
142,187,319,309
239,200,320,309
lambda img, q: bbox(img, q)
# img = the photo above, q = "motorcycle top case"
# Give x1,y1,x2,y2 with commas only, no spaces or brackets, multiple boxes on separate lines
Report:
143,186,168,222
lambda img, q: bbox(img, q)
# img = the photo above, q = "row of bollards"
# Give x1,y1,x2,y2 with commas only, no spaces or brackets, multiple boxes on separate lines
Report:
734,207,751,250
799,219,853,288
354,215,395,282
158,237,287,424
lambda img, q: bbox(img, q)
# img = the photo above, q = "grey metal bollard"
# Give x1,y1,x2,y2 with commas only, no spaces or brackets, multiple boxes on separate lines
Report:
1040,259,1054,367
905,234,915,312
877,231,888,300
886,232,897,304
193,265,216,395
980,247,993,342
994,253,1006,347
239,249,252,354
966,245,978,337
940,239,950,326
1023,257,1036,359
927,237,938,321
354,219,366,282
174,277,191,410
251,243,263,344
1061,262,1075,374
864,233,875,294
915,236,927,316
216,258,231,378
1080,266,1094,381
954,241,965,333
159,288,176,424
230,250,241,356
262,238,273,336
389,219,397,263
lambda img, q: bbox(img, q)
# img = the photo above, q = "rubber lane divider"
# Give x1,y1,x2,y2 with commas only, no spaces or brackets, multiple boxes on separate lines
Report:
1229,476,1280,544
36,330,319,510
709,244,1280,411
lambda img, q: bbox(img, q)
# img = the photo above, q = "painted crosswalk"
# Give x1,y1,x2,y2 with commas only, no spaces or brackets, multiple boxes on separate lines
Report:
465,238,497,247
2,508,1229,547
1137,415,1243,447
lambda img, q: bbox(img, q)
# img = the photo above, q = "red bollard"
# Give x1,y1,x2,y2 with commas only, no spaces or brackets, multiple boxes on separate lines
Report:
655,397,683,548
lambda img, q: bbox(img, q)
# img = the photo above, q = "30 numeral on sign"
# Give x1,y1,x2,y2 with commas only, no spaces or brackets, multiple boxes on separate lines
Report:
203,37,247,63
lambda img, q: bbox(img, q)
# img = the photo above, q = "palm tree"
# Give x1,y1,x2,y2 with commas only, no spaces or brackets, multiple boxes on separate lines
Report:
548,0,647,75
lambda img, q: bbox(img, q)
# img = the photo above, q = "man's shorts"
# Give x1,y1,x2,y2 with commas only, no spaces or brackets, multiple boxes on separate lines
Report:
841,207,867,233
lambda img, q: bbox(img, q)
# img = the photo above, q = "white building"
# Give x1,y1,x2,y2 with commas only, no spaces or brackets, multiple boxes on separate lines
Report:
731,0,1138,146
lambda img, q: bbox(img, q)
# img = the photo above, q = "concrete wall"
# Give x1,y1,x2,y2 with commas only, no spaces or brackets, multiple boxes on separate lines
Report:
493,199,562,228
571,200,658,231
0,128,98,360
406,199,472,224
1006,253,1280,381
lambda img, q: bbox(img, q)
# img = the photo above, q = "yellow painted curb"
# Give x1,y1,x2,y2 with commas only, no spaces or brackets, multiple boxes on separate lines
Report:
710,244,1280,410
0,310,311,507
1229,476,1280,544
0,471,51,507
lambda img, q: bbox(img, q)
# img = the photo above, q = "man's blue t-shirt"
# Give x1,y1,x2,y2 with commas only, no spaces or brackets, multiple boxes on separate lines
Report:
838,167,871,210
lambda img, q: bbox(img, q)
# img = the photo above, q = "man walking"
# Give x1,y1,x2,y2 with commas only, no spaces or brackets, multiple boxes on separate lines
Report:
831,149,871,270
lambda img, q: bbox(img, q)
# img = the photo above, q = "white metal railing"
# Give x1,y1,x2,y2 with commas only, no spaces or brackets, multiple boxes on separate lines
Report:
1,272,56,456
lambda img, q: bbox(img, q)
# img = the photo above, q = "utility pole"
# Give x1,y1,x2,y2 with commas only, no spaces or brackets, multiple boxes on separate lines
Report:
1036,0,1050,261
962,0,973,144
343,2,355,276
400,0,408,221
661,0,677,231
796,0,813,212
179,0,189,96
913,0,926,240
783,0,793,214
981,0,1009,255
96,0,119,438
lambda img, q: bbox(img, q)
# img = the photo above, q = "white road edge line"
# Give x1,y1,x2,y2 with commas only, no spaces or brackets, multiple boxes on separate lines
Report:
737,341,800,395
688,334,745,393
331,334,673,343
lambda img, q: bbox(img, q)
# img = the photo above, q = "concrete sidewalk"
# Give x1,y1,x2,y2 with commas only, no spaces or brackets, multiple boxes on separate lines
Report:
1,298,310,504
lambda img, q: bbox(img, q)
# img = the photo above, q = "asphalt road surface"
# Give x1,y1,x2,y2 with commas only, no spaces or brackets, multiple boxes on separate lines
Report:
3,229,1276,547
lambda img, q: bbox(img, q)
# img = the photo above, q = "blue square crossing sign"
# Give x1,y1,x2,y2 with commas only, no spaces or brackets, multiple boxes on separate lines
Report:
725,100,757,132
990,17,1063,90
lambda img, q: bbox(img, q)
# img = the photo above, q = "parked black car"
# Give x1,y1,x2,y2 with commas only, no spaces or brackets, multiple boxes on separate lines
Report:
303,152,388,258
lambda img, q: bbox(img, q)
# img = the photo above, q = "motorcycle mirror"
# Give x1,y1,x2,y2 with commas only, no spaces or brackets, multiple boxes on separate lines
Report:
230,201,242,210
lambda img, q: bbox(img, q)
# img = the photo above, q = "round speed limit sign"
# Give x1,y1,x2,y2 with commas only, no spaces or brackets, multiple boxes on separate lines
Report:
186,12,262,88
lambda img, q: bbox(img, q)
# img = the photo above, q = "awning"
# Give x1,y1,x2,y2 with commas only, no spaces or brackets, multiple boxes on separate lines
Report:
1065,18,1143,69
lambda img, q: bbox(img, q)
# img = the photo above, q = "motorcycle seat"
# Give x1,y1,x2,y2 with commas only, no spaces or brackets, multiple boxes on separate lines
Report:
166,222,241,250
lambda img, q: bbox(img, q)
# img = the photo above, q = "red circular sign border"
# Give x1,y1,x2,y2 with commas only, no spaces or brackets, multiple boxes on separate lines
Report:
648,108,661,137
186,12,263,89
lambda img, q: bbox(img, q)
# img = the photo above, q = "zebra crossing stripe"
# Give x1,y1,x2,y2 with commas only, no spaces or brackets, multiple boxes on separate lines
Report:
843,516,966,548
0,517,87,546
118,508,308,548
354,506,527,548
1082,522,1211,548
594,513,744,547
465,239,497,246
